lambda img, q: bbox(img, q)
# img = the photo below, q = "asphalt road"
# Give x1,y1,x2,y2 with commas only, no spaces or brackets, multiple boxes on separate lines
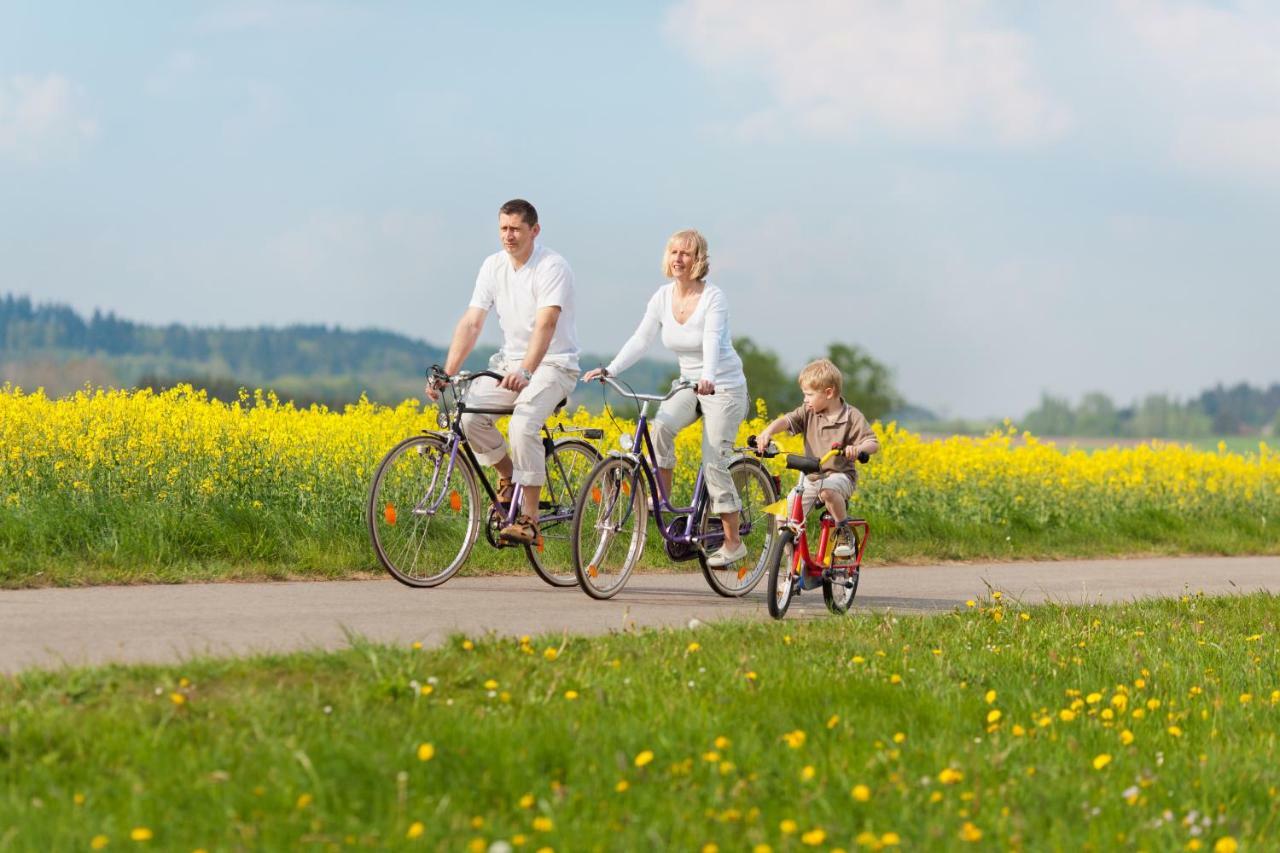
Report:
3,555,1279,674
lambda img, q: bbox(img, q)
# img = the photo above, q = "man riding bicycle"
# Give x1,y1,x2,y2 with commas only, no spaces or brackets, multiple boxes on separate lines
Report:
426,199,580,545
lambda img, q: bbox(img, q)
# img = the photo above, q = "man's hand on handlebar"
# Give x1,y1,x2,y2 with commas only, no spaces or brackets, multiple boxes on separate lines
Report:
425,366,448,402
581,367,608,383
499,370,530,393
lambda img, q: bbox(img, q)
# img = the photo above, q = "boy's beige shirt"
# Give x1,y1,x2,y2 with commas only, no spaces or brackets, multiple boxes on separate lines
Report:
782,399,880,482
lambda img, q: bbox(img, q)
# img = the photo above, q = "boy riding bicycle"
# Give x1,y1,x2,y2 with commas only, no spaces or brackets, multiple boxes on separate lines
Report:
753,358,879,557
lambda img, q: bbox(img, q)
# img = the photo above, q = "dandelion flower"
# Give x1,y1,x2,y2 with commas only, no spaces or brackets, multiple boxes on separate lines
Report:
543,647,559,661
800,765,815,781
1120,730,1135,746
984,690,997,704
1167,726,1184,737
520,794,535,809
826,715,840,729
687,642,701,653
564,690,579,700
406,822,425,840
634,750,654,767
130,828,153,842
615,780,629,793
91,836,109,850
779,819,797,834
938,767,964,785
800,828,826,846
1214,838,1238,853
296,793,313,809
169,693,186,706
1092,754,1112,770
532,817,553,833
851,784,871,802
959,822,983,842
417,743,436,761
987,709,1002,724
881,831,901,846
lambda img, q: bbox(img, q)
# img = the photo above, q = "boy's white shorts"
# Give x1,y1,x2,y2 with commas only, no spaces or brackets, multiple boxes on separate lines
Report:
800,472,855,515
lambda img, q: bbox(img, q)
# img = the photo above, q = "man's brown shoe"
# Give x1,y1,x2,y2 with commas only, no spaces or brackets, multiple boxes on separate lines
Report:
496,477,515,505
499,514,540,546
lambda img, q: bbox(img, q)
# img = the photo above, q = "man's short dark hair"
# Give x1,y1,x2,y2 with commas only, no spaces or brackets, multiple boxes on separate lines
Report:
499,198,538,226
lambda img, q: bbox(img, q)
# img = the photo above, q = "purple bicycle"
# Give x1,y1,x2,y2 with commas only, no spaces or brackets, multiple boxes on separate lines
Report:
569,375,779,600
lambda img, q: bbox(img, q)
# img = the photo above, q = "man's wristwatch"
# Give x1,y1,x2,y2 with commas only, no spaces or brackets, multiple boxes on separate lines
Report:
519,368,533,382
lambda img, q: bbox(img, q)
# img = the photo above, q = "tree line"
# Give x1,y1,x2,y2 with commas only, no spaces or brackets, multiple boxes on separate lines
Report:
1021,385,1280,438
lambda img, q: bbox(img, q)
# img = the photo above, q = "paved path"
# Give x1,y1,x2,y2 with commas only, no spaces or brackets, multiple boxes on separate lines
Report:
3,556,1279,674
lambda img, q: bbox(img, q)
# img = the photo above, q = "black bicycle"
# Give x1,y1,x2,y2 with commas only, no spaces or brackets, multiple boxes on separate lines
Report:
368,367,602,588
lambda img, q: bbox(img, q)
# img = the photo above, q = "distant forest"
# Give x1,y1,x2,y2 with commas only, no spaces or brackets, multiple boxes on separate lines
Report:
0,293,676,407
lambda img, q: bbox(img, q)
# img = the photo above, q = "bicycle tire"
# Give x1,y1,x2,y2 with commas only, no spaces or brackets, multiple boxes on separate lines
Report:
526,437,602,588
696,457,779,597
368,433,480,588
570,455,648,600
765,529,797,619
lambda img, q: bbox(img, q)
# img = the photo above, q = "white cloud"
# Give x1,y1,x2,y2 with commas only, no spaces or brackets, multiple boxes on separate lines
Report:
667,0,1070,146
1118,0,1280,180
0,74,97,163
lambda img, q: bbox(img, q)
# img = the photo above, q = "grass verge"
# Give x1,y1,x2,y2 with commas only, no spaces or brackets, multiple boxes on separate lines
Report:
3,593,1278,849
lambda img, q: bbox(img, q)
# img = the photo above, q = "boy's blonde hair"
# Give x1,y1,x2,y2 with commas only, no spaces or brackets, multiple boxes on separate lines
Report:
798,358,842,395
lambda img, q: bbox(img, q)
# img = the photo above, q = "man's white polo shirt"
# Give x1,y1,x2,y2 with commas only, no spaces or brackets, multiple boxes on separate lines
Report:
469,243,580,371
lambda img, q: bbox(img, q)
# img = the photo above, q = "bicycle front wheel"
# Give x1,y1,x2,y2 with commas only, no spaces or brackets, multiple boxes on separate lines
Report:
526,437,602,588
571,456,648,600
765,529,797,619
696,457,779,597
368,434,480,587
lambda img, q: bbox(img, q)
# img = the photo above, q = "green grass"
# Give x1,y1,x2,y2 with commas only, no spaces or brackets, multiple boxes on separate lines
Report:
4,593,1278,850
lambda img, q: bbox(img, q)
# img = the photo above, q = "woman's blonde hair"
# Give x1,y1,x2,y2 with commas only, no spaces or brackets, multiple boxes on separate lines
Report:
662,229,710,281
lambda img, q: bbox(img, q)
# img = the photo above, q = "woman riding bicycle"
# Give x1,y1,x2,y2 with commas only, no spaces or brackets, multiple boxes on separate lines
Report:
582,229,750,568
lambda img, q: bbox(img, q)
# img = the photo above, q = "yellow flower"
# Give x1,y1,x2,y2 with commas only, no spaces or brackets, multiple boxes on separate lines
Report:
1059,709,1077,722
779,819,798,834
1167,725,1184,737
615,780,629,793
417,742,436,761
801,828,826,846
169,692,186,706
987,709,1002,724
851,784,871,802
881,831,901,846
826,714,840,729
91,836,109,850
890,673,903,685
1213,838,1238,853
634,749,654,767
782,730,807,749
543,647,559,661
800,765,816,781
520,793,535,809
966,600,976,608
1092,754,1112,770
1239,693,1252,704
532,817,553,832
714,736,731,749
984,689,997,704
753,846,773,853
296,793,313,809
687,642,701,653
564,690,579,700
1120,730,1135,745
461,640,474,651
484,679,498,690
938,767,964,785
406,822,425,840
893,732,906,743
702,844,718,853
958,822,983,842
130,828,153,842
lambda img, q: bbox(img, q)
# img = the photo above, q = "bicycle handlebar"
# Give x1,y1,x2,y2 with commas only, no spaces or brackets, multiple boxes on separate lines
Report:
598,374,697,403
428,365,504,387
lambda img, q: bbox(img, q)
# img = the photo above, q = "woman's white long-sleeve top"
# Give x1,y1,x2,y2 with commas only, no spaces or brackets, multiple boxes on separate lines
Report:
605,282,746,388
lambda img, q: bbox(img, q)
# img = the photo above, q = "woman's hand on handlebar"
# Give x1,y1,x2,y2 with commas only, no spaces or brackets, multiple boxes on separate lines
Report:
582,367,608,383
695,379,715,395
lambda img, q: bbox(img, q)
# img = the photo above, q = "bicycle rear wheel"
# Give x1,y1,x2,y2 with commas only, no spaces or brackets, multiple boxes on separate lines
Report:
368,434,480,587
571,456,648,600
696,457,779,597
526,437,602,587
765,530,798,619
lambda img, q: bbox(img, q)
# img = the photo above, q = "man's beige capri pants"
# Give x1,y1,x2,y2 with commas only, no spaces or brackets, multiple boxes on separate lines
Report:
651,382,749,514
460,356,579,486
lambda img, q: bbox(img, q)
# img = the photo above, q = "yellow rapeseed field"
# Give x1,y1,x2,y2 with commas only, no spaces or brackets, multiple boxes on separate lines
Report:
2,384,1277,563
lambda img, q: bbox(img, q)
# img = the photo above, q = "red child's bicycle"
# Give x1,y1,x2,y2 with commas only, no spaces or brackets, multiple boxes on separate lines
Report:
759,442,870,619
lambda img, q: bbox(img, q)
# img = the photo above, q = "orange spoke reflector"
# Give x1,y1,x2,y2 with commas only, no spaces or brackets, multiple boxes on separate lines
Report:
737,564,748,580
588,564,598,578
536,537,544,553
591,487,601,504
383,503,397,525
621,481,630,495
449,491,462,511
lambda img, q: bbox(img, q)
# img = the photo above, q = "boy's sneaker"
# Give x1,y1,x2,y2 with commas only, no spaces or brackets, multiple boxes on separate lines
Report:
833,525,856,559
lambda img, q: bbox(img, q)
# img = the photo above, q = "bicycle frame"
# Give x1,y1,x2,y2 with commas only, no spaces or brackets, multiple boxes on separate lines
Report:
597,378,755,556
775,485,870,578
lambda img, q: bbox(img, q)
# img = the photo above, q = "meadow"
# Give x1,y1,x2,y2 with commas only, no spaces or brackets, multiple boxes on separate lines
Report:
2,591,1276,850
2,384,1278,587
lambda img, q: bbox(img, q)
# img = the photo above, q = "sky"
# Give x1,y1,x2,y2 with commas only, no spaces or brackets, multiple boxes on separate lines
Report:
2,0,1278,419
